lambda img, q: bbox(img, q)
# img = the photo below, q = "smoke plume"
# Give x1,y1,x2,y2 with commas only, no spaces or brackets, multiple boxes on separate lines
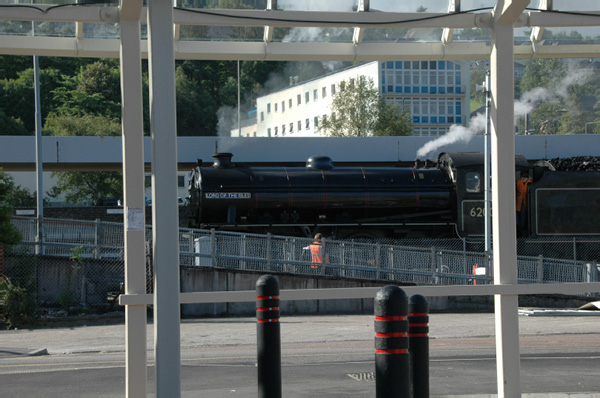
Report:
417,67,593,159
416,113,486,159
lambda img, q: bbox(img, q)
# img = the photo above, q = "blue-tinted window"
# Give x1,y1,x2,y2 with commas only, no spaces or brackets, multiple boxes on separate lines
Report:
395,86,402,93
438,61,446,70
404,86,411,93
387,61,394,69
447,62,454,70
456,105,462,115
413,116,420,123
382,75,386,84
431,116,438,123
422,116,429,123
430,61,436,69
439,87,446,94
412,86,419,93
412,61,420,69
456,87,462,94
396,61,402,69
439,116,446,123
381,62,386,69
430,86,436,94
404,61,411,69
420,86,427,93
447,87,454,94
456,116,462,123
456,75,461,85
421,61,428,69
382,86,386,93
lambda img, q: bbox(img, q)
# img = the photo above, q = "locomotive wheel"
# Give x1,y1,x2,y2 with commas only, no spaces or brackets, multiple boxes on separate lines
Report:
338,230,385,241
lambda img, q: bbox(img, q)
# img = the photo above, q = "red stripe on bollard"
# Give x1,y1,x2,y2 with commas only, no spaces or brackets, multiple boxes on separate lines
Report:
257,295,279,300
376,349,408,354
376,332,407,337
257,319,279,323
375,315,407,321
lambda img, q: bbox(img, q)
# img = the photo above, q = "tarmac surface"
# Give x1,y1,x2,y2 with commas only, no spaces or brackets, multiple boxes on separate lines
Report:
1,309,599,397
1,309,599,357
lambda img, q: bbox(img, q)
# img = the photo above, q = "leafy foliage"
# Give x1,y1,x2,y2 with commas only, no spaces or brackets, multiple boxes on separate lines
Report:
48,171,122,206
0,277,37,329
319,77,412,137
0,173,22,246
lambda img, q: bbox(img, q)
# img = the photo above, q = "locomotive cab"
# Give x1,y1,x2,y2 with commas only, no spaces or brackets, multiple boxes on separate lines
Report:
438,152,528,237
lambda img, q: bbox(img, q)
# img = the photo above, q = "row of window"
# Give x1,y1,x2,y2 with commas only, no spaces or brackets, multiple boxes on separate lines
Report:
381,60,462,71
381,72,463,95
267,117,321,137
392,97,463,124
412,127,453,137
260,78,362,121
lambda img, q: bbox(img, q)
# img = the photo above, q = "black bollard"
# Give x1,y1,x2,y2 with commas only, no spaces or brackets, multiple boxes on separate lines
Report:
256,275,282,398
409,294,430,398
374,285,410,398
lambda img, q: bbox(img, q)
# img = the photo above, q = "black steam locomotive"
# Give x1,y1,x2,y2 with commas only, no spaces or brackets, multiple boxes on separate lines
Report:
187,152,600,239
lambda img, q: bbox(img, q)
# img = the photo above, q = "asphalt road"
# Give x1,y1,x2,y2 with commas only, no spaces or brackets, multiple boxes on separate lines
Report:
0,313,599,397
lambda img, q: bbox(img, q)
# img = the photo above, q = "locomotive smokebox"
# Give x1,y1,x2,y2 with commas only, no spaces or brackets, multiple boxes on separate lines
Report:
306,155,334,171
212,152,234,169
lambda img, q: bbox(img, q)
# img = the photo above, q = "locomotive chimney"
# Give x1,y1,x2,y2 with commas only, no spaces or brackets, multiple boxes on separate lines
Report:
212,152,234,169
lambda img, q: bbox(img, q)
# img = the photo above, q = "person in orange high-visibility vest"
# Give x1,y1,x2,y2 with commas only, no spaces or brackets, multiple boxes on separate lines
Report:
310,233,329,268
516,171,531,237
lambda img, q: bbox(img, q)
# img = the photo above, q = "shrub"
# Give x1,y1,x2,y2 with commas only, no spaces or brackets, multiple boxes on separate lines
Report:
0,278,37,329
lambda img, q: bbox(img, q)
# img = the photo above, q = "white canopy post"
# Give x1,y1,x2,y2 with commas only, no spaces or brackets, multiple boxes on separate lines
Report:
490,0,529,396
147,0,182,395
119,0,147,396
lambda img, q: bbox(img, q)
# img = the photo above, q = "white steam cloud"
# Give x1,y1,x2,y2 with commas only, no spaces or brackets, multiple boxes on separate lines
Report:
514,68,592,119
416,113,486,159
416,67,593,159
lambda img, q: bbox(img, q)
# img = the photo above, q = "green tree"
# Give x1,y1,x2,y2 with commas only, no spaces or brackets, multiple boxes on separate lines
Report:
45,114,123,205
0,67,63,134
176,66,218,136
48,171,122,206
319,77,412,137
0,173,22,247
0,109,28,136
520,59,566,94
52,60,121,119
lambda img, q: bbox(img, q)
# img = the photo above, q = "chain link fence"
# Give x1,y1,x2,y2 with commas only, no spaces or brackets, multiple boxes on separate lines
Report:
4,217,600,308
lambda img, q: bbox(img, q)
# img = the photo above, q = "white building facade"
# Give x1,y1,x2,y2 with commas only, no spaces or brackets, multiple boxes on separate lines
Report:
256,61,470,137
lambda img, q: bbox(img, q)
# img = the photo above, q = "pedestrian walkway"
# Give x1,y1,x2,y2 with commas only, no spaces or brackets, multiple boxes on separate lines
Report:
1,311,599,356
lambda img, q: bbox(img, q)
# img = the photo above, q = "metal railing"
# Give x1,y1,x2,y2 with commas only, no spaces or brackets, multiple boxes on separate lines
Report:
4,217,600,307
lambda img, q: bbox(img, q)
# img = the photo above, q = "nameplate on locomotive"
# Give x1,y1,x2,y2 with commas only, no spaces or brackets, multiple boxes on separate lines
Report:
205,192,251,199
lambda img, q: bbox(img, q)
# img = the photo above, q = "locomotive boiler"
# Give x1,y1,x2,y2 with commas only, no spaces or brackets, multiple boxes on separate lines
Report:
189,152,468,239
187,152,600,240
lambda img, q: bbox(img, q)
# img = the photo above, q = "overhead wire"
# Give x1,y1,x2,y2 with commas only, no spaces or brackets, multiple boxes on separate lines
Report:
0,3,599,26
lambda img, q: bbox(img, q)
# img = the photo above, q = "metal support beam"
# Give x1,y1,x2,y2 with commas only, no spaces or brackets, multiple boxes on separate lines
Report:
530,0,552,51
119,1,146,397
493,0,529,24
147,0,181,396
490,19,521,397
441,0,460,44
263,0,276,43
352,0,369,45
